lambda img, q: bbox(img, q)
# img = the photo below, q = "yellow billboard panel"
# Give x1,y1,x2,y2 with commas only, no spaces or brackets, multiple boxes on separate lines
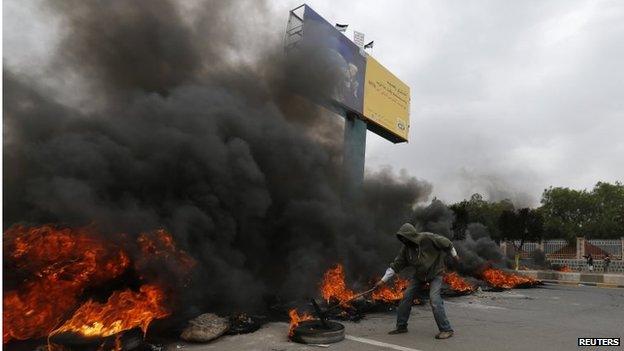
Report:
363,56,410,142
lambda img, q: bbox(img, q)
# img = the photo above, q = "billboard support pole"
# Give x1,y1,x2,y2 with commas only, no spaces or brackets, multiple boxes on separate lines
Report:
284,4,411,204
342,112,367,205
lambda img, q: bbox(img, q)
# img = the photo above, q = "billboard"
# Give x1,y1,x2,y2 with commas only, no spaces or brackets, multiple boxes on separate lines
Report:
363,56,410,141
292,5,410,143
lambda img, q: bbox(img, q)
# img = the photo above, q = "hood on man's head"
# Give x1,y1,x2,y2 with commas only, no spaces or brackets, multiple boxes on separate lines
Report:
396,223,421,244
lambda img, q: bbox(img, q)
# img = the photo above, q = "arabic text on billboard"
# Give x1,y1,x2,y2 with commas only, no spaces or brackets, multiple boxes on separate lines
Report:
363,56,410,141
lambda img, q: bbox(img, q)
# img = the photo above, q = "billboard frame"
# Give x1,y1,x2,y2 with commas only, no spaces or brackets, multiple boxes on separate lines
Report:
285,4,410,144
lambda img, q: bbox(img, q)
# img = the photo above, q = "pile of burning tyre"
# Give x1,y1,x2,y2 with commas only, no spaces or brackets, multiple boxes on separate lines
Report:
2,224,540,349
288,264,540,344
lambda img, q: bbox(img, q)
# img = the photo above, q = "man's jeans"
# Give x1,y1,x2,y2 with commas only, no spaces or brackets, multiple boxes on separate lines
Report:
396,275,452,332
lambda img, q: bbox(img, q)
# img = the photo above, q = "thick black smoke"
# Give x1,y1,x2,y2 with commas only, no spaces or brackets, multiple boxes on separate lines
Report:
4,0,431,315
411,198,455,238
411,200,507,275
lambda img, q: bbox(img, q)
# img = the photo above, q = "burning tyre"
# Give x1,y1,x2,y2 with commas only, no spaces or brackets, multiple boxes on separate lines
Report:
49,328,144,351
290,320,345,344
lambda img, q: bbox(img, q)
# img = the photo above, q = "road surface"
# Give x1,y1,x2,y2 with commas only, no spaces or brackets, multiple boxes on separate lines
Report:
169,284,624,351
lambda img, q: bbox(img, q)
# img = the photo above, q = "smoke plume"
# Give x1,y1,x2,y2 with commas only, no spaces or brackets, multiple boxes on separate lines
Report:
4,0,431,316
411,200,507,274
4,1,514,323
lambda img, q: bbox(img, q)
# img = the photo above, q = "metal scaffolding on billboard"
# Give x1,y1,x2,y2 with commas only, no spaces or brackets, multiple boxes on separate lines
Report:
284,5,305,53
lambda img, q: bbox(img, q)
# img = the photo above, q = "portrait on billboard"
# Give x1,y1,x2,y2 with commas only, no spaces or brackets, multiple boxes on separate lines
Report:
301,5,366,114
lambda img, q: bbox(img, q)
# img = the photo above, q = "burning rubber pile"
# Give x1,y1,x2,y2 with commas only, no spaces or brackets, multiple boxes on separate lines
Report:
2,225,540,349
481,267,541,289
3,224,194,350
288,263,539,344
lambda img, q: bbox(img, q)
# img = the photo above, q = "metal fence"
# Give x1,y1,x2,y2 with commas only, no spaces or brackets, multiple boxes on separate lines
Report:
502,237,624,260
543,240,573,259
587,239,622,257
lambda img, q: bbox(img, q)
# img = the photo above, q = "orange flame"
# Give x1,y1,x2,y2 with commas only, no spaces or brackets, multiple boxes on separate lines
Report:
557,266,572,272
51,284,170,338
320,265,355,306
443,272,475,293
372,277,409,302
3,224,189,344
482,268,538,289
137,229,196,271
319,266,476,307
3,225,129,343
288,309,313,337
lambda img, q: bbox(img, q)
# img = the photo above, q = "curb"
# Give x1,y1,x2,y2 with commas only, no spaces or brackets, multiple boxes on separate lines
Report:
517,270,624,288
541,280,624,289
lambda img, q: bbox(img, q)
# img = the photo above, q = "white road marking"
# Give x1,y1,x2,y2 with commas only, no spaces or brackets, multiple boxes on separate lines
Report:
345,335,424,351
445,301,507,310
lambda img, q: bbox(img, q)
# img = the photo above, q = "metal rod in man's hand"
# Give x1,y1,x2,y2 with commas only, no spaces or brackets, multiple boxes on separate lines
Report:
324,287,377,313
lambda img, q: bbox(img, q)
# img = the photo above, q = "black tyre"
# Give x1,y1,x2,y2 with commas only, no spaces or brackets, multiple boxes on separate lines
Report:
49,327,143,351
291,320,345,344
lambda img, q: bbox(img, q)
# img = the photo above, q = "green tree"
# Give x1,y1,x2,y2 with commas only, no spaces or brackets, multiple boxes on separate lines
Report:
540,182,624,240
450,193,514,241
540,186,595,241
586,182,624,239
498,208,544,270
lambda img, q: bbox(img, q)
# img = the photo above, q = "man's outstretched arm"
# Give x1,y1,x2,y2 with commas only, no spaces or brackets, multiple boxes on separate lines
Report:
375,247,407,287
430,233,460,262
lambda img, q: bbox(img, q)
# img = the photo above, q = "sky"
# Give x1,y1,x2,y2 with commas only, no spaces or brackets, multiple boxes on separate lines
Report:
4,0,624,207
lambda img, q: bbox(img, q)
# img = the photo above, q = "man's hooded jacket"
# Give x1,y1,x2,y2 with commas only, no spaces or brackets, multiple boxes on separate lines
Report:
389,223,454,281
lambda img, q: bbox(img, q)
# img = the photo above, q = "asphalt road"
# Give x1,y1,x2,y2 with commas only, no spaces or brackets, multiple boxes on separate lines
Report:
170,284,624,351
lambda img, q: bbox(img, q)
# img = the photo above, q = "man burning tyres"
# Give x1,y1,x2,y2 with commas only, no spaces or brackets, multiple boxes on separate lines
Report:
375,223,460,339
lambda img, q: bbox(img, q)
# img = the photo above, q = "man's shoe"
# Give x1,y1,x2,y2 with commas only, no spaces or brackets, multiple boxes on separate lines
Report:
435,331,454,339
388,327,408,335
